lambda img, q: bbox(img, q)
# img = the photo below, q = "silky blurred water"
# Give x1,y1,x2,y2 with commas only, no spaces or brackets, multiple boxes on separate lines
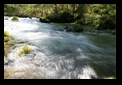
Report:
4,16,116,79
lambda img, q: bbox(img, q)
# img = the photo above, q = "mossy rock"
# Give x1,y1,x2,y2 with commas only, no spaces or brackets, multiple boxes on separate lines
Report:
18,51,23,57
4,18,8,20
64,25,73,31
4,37,10,42
4,43,10,56
64,24,83,32
22,46,31,54
11,16,19,21
18,46,32,57
4,30,10,38
39,17,50,23
4,30,10,42
111,31,116,35
73,24,84,32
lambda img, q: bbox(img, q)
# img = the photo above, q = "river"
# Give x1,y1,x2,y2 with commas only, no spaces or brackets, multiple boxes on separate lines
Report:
4,16,116,79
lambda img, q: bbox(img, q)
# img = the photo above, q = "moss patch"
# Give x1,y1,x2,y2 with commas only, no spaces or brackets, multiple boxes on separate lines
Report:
18,46,32,57
4,37,10,42
4,43,10,56
11,16,19,21
4,30,11,56
4,30,10,37
39,17,50,23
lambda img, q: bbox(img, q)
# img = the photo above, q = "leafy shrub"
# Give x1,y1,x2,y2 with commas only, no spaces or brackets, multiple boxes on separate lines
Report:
97,16,116,30
11,16,19,21
73,24,84,32
46,11,75,23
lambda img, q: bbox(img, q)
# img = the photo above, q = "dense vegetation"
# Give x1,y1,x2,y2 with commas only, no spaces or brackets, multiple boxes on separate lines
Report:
4,4,116,32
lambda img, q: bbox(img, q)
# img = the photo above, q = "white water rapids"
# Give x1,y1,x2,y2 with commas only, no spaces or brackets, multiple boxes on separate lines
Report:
4,16,116,79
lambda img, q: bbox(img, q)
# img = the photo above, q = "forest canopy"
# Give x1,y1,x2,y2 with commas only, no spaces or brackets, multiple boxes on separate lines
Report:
4,4,116,30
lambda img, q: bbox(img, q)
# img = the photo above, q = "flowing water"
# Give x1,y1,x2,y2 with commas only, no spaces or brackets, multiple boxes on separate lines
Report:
4,16,116,79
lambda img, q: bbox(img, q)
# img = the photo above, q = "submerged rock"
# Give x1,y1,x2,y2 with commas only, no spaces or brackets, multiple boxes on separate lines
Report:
11,16,19,21
4,18,8,20
39,17,50,23
64,24,84,32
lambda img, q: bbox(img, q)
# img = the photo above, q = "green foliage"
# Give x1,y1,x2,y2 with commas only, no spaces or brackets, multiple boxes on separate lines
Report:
18,46,32,57
97,17,115,30
73,24,84,32
4,4,116,31
46,11,75,23
11,16,19,21
80,4,116,30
